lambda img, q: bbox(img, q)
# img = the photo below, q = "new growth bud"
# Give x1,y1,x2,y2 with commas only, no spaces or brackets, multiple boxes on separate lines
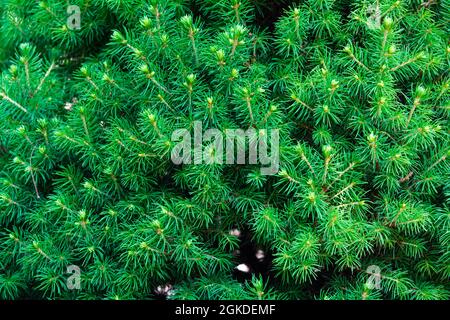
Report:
382,17,393,31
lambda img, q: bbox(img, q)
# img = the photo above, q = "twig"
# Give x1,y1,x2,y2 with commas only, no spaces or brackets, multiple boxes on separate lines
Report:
0,91,29,113
33,62,56,96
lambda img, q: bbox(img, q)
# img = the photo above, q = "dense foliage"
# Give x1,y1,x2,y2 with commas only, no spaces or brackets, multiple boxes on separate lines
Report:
0,0,449,300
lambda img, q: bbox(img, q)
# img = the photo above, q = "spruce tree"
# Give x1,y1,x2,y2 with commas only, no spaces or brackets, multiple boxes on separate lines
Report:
0,0,449,300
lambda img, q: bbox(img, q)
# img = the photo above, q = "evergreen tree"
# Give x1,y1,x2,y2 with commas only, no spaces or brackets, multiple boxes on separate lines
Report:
0,0,449,300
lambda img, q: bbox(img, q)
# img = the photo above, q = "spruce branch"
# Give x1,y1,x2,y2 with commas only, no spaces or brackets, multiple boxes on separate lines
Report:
0,91,28,114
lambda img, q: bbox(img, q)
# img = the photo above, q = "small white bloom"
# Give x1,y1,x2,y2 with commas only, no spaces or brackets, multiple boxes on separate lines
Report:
64,102,73,111
255,249,265,261
235,263,250,273
229,228,241,237
155,284,173,295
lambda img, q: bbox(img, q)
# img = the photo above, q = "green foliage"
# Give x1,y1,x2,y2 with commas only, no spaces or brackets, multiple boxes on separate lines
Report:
0,0,449,300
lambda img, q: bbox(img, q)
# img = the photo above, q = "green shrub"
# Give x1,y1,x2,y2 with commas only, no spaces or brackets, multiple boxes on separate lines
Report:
0,0,449,300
